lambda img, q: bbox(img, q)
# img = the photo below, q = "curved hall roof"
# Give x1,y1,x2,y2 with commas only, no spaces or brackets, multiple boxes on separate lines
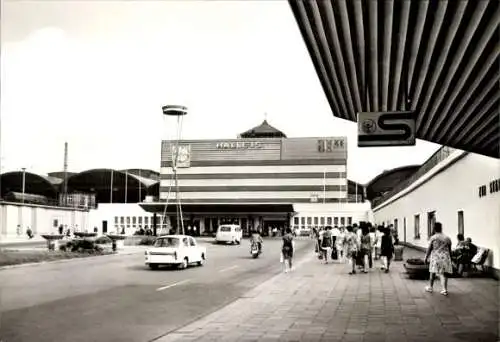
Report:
366,165,420,201
289,0,499,158
66,169,151,203
0,171,59,198
239,120,287,138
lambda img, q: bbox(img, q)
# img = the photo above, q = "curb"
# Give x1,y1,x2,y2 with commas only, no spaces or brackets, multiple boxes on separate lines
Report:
0,249,145,271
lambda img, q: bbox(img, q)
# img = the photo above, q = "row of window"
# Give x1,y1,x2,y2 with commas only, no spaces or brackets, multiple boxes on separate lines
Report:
392,210,464,240
293,216,353,227
114,216,164,225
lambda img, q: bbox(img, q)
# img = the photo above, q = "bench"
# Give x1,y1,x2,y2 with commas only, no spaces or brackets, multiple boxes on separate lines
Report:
469,247,490,275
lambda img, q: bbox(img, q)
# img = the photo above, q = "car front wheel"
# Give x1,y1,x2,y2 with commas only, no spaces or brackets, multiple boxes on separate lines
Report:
149,264,159,270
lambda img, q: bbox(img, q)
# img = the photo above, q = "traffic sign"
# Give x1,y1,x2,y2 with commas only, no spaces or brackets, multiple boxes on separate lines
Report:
357,111,416,147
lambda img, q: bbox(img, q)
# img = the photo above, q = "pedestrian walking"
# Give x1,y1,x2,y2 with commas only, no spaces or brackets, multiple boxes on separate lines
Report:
344,226,359,275
320,226,333,264
425,222,453,296
359,225,371,273
380,227,394,272
281,228,294,273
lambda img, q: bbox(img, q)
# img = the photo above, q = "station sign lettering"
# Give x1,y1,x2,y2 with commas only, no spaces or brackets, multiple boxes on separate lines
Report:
317,139,345,153
216,141,263,150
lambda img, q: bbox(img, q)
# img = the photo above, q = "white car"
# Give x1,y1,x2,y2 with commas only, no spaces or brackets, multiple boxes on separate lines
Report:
215,224,242,244
145,235,206,270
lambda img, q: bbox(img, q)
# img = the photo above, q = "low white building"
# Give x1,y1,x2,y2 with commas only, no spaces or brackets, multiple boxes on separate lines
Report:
291,202,372,229
0,201,90,241
372,147,500,278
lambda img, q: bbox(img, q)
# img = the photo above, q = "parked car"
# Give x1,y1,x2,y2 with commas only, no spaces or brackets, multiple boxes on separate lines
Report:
215,224,243,244
145,235,206,270
295,227,311,237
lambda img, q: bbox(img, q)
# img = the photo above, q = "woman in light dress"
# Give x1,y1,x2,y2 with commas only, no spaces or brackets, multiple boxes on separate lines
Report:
425,222,453,296
336,226,346,262
343,226,359,275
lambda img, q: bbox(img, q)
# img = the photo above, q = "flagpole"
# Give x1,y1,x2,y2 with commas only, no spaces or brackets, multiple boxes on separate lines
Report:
110,169,114,203
138,169,142,202
125,170,128,203
323,169,326,204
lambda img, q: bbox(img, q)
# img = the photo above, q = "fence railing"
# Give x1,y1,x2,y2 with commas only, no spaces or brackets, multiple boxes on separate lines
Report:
0,198,96,210
371,146,460,208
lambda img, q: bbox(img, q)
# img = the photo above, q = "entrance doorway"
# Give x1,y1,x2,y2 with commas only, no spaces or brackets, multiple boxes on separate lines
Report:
102,220,108,234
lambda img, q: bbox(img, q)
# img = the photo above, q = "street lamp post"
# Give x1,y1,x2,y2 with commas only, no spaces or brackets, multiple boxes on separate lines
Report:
21,167,26,203
162,105,188,235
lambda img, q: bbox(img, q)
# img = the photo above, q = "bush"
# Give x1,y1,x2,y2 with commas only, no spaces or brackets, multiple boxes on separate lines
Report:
95,236,113,244
59,238,103,253
139,236,157,246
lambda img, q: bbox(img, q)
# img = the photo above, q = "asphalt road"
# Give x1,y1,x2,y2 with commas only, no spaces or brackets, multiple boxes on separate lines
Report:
0,237,312,342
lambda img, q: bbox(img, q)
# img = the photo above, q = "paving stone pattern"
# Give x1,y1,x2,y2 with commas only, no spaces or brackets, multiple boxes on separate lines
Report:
158,247,499,342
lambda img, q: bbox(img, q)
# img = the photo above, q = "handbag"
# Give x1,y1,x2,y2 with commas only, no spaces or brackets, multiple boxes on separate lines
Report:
331,248,338,260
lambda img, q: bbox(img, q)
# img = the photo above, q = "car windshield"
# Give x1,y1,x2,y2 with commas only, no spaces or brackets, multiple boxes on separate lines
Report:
219,226,232,232
154,238,179,248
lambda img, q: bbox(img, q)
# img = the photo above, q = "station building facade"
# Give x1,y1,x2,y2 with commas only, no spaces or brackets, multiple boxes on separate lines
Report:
371,146,500,277
140,121,370,235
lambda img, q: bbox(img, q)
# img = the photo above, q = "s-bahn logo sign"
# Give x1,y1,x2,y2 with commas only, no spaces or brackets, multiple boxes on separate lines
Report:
357,111,416,147
216,141,263,150
171,144,191,168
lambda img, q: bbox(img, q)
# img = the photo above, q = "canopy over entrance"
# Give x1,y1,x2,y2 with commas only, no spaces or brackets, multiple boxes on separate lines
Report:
289,0,499,158
139,203,295,216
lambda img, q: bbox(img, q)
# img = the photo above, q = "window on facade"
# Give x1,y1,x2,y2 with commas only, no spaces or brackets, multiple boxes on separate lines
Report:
414,214,420,239
144,217,149,224
307,217,312,225
427,211,436,238
138,216,142,224
340,217,345,225
126,217,130,224
313,217,319,225
347,217,352,225
132,217,137,224
120,217,125,224
320,217,325,226
458,211,464,236
294,217,299,225
334,217,339,225
300,217,305,225
326,217,332,225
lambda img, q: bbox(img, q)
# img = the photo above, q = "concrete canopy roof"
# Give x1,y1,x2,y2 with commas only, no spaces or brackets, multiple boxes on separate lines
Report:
289,0,499,158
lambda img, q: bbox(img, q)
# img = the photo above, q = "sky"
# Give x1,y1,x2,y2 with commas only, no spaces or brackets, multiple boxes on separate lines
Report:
0,0,440,184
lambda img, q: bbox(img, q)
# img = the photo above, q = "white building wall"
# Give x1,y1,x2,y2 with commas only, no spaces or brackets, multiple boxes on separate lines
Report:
291,202,372,228
89,203,170,236
0,202,90,241
373,152,500,271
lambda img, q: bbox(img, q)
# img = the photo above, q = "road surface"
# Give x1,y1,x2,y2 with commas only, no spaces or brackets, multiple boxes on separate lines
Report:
0,237,312,342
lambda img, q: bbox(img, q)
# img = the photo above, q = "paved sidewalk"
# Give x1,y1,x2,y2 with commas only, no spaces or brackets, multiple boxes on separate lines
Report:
158,247,498,342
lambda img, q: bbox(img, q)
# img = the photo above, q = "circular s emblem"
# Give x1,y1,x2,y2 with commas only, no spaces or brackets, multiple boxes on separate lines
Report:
361,119,377,134
177,146,189,163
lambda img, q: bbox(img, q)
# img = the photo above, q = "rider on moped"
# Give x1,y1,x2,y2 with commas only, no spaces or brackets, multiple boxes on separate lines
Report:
249,230,263,253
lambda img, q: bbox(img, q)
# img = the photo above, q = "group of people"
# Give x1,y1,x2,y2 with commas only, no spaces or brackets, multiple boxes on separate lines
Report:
314,224,396,275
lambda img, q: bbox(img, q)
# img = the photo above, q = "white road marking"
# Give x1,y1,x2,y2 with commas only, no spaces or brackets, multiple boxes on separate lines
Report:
218,265,238,273
156,279,191,291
